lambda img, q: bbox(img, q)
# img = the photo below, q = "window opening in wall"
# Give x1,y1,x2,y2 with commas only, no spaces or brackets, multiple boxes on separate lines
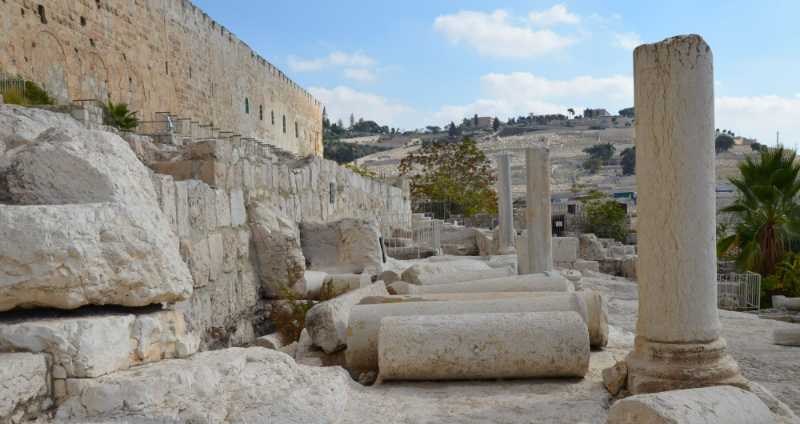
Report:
259,105,263,121
271,110,275,125
96,0,101,9
282,115,286,133
245,98,250,114
189,66,192,79
80,16,86,26
165,62,169,75
329,183,336,204
37,5,46,24
295,122,299,138
21,8,24,16
89,38,95,47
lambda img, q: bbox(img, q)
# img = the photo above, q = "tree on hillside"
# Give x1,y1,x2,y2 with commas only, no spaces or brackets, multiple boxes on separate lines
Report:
620,147,635,176
567,108,575,119
582,143,616,175
618,107,635,118
751,142,767,152
715,133,735,154
492,117,500,131
718,146,800,277
398,137,497,218
426,126,441,134
581,196,629,242
473,114,479,127
447,122,459,137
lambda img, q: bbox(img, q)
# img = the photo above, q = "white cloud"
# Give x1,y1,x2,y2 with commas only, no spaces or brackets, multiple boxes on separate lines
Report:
529,4,580,26
434,10,576,58
614,32,642,50
716,95,800,146
343,68,377,83
310,86,416,128
287,51,375,72
433,72,633,125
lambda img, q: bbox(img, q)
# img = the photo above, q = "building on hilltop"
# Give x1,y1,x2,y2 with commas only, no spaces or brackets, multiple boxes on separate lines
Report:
0,0,323,157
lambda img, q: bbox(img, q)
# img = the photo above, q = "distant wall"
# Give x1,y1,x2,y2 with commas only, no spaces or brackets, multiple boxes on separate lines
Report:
0,0,322,157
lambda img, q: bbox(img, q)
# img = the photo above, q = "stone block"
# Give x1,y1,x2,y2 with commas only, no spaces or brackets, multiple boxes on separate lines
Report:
187,139,232,162
606,386,774,424
248,202,306,298
300,218,383,274
621,254,637,279
306,282,389,354
573,259,600,273
0,352,51,423
175,181,191,238
195,160,227,188
377,312,589,381
230,189,247,226
400,259,491,285
150,160,194,181
214,190,232,228
151,174,178,234
553,237,579,263
181,237,210,288
773,328,800,346
579,233,607,260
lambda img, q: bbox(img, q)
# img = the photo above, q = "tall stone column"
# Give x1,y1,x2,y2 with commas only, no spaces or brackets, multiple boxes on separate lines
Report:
524,146,553,274
624,35,746,394
495,153,515,254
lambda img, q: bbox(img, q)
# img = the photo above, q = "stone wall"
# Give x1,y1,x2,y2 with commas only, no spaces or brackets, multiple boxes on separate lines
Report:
136,135,411,348
0,0,322,156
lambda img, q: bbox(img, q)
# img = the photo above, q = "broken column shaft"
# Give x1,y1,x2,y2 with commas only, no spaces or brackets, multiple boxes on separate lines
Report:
524,146,553,274
624,34,746,394
495,153,515,253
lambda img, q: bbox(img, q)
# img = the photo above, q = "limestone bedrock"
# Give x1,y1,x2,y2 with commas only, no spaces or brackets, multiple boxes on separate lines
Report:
377,311,589,381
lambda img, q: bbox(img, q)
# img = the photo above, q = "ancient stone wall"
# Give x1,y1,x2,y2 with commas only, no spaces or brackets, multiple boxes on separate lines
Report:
0,0,323,156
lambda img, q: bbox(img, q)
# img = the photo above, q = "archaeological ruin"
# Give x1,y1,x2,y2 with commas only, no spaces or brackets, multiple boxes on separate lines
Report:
0,1,799,422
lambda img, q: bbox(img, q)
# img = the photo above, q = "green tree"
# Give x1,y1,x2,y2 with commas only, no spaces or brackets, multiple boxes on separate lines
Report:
582,143,615,174
492,117,500,131
582,198,629,242
398,137,497,218
718,146,800,276
715,133,735,154
567,108,575,118
103,101,139,131
620,147,635,176
618,107,635,118
750,142,766,152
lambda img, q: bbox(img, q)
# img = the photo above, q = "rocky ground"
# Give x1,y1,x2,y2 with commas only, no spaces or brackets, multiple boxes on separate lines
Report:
47,269,800,424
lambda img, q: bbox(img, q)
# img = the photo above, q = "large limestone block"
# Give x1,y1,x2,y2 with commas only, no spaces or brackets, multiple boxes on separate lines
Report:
400,259,491,285
306,282,389,354
56,348,353,423
0,104,82,147
579,234,607,260
410,268,515,286
0,310,198,379
388,273,572,295
0,204,192,311
606,386,774,424
300,218,384,274
347,294,603,371
773,328,800,346
0,127,192,311
553,237,579,263
248,201,306,298
0,352,51,423
377,312,589,381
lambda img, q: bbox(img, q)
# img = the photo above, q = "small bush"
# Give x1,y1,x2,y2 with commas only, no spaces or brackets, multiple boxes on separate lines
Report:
1,88,26,105
1,80,54,106
582,199,629,242
103,101,139,131
763,253,800,306
271,287,314,344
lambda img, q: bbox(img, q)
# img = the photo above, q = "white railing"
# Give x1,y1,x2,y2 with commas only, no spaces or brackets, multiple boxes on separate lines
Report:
717,272,761,312
378,213,440,259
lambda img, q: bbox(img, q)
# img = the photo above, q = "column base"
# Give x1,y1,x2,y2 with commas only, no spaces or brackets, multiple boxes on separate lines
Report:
624,336,749,395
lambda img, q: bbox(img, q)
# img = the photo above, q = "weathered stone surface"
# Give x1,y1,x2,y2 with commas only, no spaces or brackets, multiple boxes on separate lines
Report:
400,260,491,285
378,312,589,381
306,282,389,353
524,147,553,274
620,255,637,279
252,332,287,350
0,127,192,311
248,201,305,298
603,361,628,396
56,348,353,423
379,270,401,284
388,273,572,295
579,234,607,261
0,352,51,423
773,328,800,346
606,386,774,424
553,237,579,263
300,218,383,274
0,310,197,379
293,271,329,300
574,259,600,273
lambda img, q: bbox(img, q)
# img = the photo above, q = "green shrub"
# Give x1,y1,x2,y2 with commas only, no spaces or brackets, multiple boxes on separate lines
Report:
762,253,800,306
582,199,629,242
103,101,139,131
271,287,314,344
0,80,54,106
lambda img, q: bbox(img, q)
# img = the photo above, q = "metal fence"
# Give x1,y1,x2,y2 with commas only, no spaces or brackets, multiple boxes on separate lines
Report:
0,76,26,97
378,213,440,259
717,272,761,312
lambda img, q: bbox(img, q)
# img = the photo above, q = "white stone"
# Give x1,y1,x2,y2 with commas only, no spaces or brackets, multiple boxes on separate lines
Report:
248,201,306,298
300,218,384,274
495,153,515,253
347,293,603,371
624,34,746,394
293,271,329,300
0,352,51,423
229,189,246,226
56,348,353,423
524,146,553,274
388,273,572,295
773,328,800,346
410,268,515,286
0,310,197,378
574,259,600,273
0,127,192,311
607,386,774,424
553,237,579,263
579,234,607,260
306,282,389,353
400,259,491,285
378,312,589,381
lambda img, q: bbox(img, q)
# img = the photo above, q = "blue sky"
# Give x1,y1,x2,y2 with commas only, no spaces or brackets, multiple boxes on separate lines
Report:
194,0,800,145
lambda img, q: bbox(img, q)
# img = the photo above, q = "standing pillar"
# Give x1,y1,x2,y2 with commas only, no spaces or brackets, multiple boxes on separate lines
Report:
623,35,746,394
431,219,443,255
524,147,553,274
495,153,515,254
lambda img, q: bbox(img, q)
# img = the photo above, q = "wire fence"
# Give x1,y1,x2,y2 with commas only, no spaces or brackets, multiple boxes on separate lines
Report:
378,213,440,259
717,272,761,312
0,77,25,98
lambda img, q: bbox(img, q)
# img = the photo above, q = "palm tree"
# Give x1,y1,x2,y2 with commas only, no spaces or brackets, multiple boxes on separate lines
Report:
104,101,139,131
718,146,800,276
